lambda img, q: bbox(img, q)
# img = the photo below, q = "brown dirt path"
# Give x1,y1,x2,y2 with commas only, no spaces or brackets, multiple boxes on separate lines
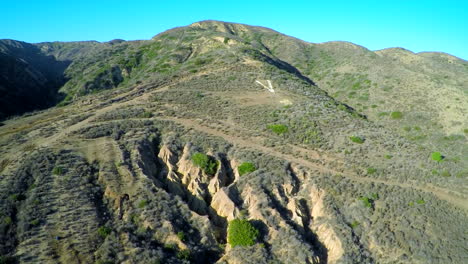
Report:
160,116,468,211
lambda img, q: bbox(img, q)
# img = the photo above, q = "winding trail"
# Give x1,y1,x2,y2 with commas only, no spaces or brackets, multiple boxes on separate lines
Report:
159,116,468,211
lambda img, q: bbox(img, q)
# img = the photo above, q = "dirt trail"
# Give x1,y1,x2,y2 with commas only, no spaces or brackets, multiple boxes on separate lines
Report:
1,75,466,211
161,116,468,211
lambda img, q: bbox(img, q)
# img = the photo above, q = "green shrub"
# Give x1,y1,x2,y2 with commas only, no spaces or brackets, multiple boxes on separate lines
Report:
227,219,259,247
337,104,348,112
455,170,467,178
176,249,191,260
390,111,403,119
141,111,153,118
164,243,177,251
191,152,218,175
138,200,148,208
267,124,288,135
367,167,377,174
97,226,112,239
359,194,378,208
194,58,209,66
431,152,444,161
359,196,372,208
177,231,186,242
30,219,40,226
8,193,25,201
416,199,425,205
440,170,451,177
238,162,256,176
3,217,12,225
52,166,63,175
350,221,360,228
384,154,393,159
349,136,365,144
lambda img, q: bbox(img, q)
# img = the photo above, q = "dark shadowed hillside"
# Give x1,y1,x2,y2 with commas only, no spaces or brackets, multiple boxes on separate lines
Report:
0,21,466,264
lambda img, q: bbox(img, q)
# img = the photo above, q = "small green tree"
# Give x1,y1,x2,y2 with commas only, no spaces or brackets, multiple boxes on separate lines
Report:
349,136,365,144
97,226,112,239
138,200,148,208
267,124,288,135
238,162,256,176
177,231,186,242
52,166,63,175
431,152,444,161
390,111,403,119
176,249,191,260
358,196,372,208
191,152,218,175
227,219,259,247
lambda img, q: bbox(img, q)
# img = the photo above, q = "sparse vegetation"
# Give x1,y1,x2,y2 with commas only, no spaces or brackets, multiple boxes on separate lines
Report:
440,170,451,177
176,249,191,260
3,216,12,225
141,111,153,118
8,193,25,201
52,166,63,175
138,200,148,208
0,159,10,172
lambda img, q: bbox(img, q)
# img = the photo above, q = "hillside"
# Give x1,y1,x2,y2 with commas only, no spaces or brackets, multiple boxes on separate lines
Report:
0,20,467,264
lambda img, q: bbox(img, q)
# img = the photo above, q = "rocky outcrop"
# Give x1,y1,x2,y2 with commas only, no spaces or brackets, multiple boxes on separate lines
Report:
156,143,239,219
308,187,344,263
210,187,239,221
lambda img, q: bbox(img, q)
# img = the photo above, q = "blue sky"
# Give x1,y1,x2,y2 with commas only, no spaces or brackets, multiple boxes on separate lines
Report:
2,0,467,60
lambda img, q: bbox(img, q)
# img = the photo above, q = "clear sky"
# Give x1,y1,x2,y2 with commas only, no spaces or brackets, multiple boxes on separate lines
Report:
2,0,467,60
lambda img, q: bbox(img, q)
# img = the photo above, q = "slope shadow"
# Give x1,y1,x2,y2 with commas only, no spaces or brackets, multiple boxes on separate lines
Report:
0,40,72,120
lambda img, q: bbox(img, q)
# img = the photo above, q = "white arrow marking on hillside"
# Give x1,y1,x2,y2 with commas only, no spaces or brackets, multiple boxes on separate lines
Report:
255,80,275,93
